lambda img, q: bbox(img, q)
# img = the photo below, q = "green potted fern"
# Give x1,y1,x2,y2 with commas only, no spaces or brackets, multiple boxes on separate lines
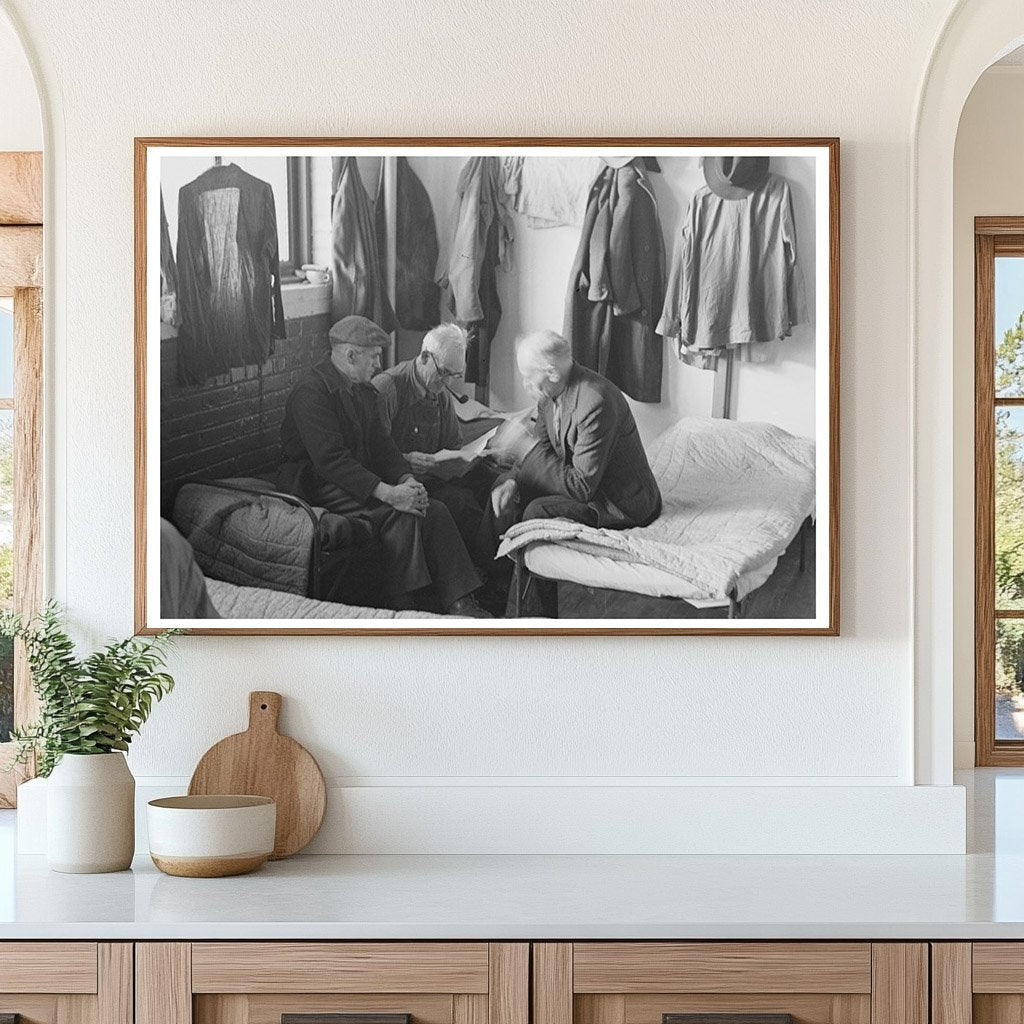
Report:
2,603,178,873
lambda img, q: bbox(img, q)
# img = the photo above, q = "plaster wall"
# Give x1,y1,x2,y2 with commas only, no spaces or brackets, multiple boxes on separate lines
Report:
0,0,979,851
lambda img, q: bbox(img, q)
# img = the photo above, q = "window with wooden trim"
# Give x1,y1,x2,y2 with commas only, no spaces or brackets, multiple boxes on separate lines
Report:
0,151,44,806
975,218,1024,764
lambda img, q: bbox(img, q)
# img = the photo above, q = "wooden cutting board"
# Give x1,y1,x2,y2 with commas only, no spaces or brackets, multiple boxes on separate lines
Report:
188,691,326,859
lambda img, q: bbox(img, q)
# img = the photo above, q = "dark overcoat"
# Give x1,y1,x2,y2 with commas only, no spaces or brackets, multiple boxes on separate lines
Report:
563,162,665,403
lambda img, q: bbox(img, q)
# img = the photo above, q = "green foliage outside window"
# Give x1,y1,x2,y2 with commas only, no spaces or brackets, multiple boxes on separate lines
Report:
996,311,1024,694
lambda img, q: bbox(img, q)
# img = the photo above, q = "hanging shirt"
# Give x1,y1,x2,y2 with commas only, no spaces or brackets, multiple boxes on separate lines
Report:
656,173,806,356
501,156,603,228
175,163,285,385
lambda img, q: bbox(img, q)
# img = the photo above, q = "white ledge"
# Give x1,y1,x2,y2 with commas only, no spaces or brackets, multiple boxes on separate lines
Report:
0,849,1023,940
281,279,330,319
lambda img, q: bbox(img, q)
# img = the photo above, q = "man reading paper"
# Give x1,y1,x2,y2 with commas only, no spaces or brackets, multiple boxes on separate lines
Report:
373,323,498,566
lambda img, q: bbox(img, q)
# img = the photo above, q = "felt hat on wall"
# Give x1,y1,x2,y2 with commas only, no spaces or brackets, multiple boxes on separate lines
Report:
702,156,770,200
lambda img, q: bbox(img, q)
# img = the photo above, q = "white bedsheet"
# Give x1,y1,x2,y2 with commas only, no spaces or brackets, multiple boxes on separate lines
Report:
497,417,815,602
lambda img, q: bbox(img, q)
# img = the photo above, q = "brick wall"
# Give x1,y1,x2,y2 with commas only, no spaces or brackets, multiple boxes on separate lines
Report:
160,310,330,516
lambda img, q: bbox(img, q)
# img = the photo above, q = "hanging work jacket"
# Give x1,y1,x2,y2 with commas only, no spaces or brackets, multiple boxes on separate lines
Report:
175,163,285,384
330,156,397,333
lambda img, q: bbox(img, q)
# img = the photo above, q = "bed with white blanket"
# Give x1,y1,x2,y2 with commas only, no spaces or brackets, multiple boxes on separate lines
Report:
496,416,816,618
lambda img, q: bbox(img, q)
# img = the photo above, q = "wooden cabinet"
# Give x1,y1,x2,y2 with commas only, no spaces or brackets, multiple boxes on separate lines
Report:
532,944,928,1024
136,944,528,1024
932,943,1024,1024
0,938,953,1024
0,943,132,1024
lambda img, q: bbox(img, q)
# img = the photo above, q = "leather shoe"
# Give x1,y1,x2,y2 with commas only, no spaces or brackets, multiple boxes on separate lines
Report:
446,595,494,618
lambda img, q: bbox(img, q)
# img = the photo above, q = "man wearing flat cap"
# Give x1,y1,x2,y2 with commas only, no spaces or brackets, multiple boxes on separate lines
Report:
278,315,491,617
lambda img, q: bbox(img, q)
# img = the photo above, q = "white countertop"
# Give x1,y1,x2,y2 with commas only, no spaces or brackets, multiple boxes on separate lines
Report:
0,849,1021,940
0,769,1021,941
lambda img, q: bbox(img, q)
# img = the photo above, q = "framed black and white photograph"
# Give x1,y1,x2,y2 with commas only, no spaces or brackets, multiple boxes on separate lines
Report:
135,138,839,635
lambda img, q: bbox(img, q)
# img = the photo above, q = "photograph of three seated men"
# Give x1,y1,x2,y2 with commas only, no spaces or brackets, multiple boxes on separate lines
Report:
157,149,821,623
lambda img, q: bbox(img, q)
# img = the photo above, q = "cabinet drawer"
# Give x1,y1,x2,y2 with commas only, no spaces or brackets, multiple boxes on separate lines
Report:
139,943,529,1024
534,944,925,1024
572,944,872,994
0,942,99,994
191,943,491,994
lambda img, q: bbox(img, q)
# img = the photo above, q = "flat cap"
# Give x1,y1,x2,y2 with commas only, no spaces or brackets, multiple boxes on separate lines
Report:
329,315,390,348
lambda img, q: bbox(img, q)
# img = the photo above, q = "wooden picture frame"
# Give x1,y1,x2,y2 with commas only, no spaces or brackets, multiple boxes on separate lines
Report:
136,137,839,636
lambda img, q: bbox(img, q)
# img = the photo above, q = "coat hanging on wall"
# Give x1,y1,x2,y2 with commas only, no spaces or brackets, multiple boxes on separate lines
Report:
657,156,806,369
437,156,513,390
175,162,286,385
373,156,441,331
330,156,397,333
563,160,665,403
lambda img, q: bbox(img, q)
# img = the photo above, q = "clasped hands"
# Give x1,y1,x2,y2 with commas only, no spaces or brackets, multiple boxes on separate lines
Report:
376,476,429,517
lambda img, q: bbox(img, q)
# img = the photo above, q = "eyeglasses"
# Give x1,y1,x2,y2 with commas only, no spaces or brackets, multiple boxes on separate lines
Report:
428,350,463,381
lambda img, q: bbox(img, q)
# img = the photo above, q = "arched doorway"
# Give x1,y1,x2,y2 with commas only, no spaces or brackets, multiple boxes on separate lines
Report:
913,1,1024,784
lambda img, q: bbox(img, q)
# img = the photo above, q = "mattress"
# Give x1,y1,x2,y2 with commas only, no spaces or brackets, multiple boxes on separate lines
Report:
205,578,440,620
499,417,816,603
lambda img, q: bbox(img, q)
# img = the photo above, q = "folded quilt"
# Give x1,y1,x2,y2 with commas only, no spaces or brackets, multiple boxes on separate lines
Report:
496,417,815,601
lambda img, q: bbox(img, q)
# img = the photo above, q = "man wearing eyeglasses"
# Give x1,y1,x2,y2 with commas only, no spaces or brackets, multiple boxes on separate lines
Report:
373,323,498,569
373,323,468,466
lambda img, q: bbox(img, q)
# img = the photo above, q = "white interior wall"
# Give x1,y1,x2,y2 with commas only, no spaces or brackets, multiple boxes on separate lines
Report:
952,65,1024,767
0,14,40,151
0,0,977,852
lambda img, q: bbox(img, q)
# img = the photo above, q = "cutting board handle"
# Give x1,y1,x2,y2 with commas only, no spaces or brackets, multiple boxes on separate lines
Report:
248,691,282,734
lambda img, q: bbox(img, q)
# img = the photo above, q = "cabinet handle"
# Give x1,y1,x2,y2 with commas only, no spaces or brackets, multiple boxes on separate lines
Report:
283,1016,411,1024
664,1016,794,1024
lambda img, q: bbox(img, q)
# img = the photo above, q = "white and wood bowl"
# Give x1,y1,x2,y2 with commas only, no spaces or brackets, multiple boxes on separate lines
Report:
147,795,276,877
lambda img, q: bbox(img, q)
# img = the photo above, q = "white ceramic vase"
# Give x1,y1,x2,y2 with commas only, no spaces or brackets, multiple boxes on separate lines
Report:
46,752,135,873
